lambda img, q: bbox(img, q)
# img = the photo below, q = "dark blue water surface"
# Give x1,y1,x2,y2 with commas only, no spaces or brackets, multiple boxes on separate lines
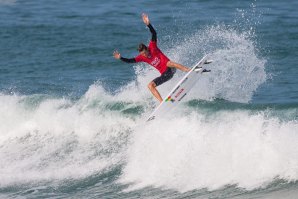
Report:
1,0,298,198
1,0,297,103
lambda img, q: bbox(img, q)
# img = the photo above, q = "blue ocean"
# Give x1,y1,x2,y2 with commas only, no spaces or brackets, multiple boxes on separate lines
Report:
1,0,298,198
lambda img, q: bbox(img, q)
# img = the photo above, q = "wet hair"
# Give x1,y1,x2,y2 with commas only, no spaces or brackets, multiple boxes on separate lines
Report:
138,43,147,52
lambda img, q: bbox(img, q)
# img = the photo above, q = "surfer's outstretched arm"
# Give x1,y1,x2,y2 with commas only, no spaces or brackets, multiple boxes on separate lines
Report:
113,50,136,63
147,24,157,42
120,57,136,63
142,13,157,42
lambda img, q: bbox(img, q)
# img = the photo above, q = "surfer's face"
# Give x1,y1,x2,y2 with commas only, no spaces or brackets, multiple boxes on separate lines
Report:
140,49,149,57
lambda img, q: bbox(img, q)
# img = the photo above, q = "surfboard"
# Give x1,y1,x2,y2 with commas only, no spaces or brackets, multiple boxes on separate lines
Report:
147,55,211,122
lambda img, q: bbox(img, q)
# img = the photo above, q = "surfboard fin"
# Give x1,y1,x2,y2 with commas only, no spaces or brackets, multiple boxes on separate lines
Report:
194,67,202,72
204,60,213,64
202,69,211,73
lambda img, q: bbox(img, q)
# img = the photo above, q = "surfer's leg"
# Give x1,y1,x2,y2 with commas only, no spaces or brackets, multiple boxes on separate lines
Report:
167,61,190,72
149,68,176,102
148,81,163,103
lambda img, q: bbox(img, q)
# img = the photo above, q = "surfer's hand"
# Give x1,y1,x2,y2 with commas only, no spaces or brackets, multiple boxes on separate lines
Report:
113,50,121,59
142,13,150,25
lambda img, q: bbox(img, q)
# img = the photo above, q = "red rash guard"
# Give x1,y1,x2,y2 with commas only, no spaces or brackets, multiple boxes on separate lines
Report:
135,41,170,74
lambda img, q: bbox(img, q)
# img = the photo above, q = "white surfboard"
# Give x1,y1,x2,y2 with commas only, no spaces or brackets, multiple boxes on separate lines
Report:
147,55,211,122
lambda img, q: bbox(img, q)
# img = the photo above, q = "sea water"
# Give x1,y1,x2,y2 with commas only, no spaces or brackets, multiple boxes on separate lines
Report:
0,0,298,198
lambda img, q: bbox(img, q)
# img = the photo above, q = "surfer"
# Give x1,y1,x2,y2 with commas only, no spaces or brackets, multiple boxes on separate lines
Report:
113,13,190,103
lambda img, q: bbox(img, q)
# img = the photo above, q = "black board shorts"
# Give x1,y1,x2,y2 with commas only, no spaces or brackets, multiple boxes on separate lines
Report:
153,67,176,87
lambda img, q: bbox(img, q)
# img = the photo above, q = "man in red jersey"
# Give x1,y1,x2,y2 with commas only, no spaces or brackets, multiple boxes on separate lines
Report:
113,13,190,103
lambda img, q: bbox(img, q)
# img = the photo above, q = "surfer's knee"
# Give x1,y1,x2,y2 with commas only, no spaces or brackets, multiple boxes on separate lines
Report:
148,81,156,90
167,61,189,72
166,61,174,67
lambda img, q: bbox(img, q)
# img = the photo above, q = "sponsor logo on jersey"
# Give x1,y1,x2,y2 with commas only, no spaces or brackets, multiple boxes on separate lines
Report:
151,57,161,67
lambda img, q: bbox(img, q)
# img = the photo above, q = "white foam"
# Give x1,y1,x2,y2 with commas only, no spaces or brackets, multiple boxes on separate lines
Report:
1,91,297,190
0,92,136,186
120,110,298,192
